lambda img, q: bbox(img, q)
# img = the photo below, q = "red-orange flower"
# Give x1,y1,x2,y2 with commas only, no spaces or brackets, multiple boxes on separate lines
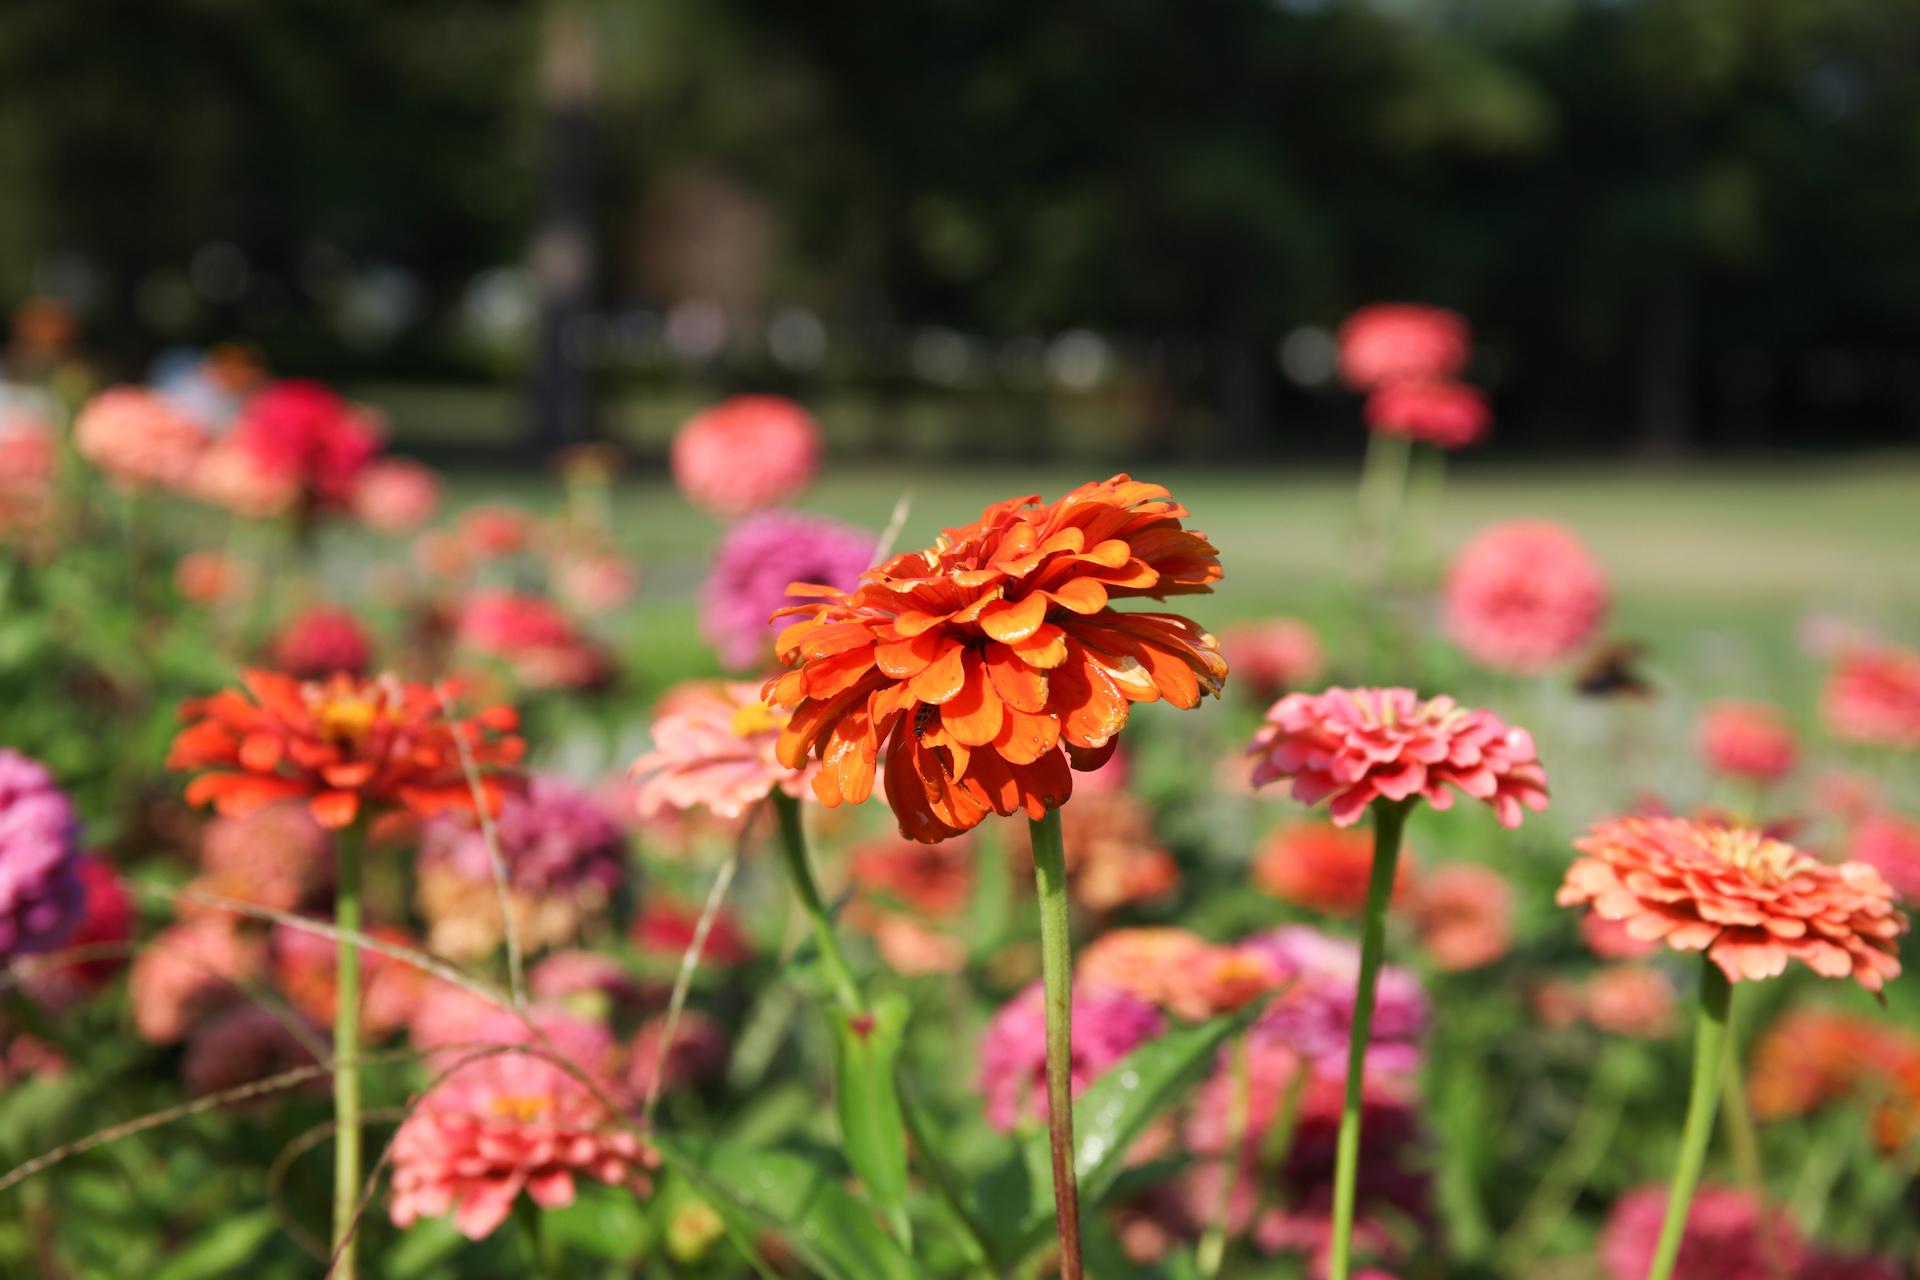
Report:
1253,821,1414,916
168,671,523,830
765,476,1226,842
1558,816,1907,991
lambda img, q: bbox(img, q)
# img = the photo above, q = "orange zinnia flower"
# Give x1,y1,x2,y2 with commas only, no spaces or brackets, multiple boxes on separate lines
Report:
765,475,1226,842
1558,816,1907,991
168,670,523,829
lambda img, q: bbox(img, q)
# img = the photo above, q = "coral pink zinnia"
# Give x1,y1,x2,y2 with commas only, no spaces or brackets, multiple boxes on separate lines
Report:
1337,304,1470,390
73,387,209,492
351,458,441,533
767,475,1226,843
1558,816,1907,991
630,681,813,821
670,395,822,518
1363,379,1490,450
1698,700,1799,785
1821,645,1920,750
1248,687,1549,829
1442,520,1610,675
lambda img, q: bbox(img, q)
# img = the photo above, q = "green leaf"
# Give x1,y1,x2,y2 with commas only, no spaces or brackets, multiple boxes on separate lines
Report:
831,992,913,1249
150,1207,277,1280
544,1180,653,1261
1000,1008,1258,1261
384,1216,469,1279
652,1137,918,1280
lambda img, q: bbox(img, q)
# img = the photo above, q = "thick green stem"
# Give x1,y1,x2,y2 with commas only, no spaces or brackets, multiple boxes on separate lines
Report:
1646,959,1734,1280
515,1193,557,1278
1327,799,1409,1280
769,792,864,1015
1029,808,1083,1280
331,823,365,1279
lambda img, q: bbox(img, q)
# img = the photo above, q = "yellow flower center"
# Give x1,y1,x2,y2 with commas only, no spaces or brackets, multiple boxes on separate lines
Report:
314,694,381,743
1707,827,1800,884
730,699,780,738
489,1094,551,1122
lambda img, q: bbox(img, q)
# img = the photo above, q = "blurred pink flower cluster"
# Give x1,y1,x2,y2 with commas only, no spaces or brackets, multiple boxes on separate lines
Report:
1339,303,1489,450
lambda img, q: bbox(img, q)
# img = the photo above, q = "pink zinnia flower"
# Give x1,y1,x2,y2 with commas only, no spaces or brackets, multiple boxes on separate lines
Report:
1599,1184,1798,1280
182,1004,321,1101
1408,863,1512,972
21,854,133,1006
73,387,208,492
1248,687,1549,828
1442,520,1610,674
629,681,811,820
128,917,265,1043
1337,304,1470,390
1822,645,1920,750
1363,379,1490,450
1559,816,1907,991
271,605,374,679
388,1023,651,1239
670,395,822,517
1239,926,1428,1079
230,379,383,509
0,415,58,539
978,980,1163,1130
1221,618,1326,703
0,750,84,965
351,458,441,533
1698,700,1799,784
1538,965,1677,1039
553,549,639,613
626,1009,729,1097
455,590,610,691
1849,811,1920,902
193,439,300,519
457,504,535,559
699,509,875,670
195,801,333,917
1580,911,1661,961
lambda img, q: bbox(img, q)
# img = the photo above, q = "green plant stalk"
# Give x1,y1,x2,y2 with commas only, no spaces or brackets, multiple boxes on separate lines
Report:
1327,799,1410,1280
1029,808,1084,1280
1646,959,1734,1280
514,1193,556,1277
1720,1031,1788,1280
1356,429,1413,565
331,822,365,1279
770,791,864,1015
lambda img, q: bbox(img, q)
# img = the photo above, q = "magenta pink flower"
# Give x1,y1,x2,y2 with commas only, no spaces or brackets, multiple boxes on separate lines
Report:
271,605,373,679
389,1029,651,1239
700,509,876,670
74,387,209,492
0,749,84,965
1248,687,1549,828
1363,379,1490,450
1442,520,1610,674
977,980,1163,1131
1337,304,1470,390
1822,645,1920,750
1850,811,1920,902
1698,700,1799,784
1599,1184,1798,1280
22,854,133,1006
351,458,441,533
230,380,383,509
629,681,812,820
1221,618,1326,703
670,395,821,517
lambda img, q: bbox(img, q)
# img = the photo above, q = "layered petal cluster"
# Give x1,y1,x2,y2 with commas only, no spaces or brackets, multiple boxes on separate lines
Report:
271,605,374,679
670,395,821,517
1698,700,1798,784
389,1034,651,1240
129,917,265,1044
767,476,1226,842
1248,687,1548,828
168,671,524,829
73,387,209,492
1822,644,1920,749
1748,1008,1920,1136
0,749,84,963
1337,304,1470,390
700,509,875,669
1442,520,1610,674
977,979,1164,1130
230,379,383,509
193,802,333,917
1558,817,1907,990
630,681,813,820
1363,379,1490,450
846,835,974,974
1253,821,1413,916
1220,618,1325,703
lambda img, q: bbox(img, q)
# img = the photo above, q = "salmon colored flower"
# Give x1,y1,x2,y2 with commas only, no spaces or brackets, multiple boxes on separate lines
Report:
1442,521,1610,674
1580,912,1661,961
167,671,524,830
1249,687,1548,829
671,395,822,517
1747,1008,1919,1130
273,920,423,1041
1052,790,1180,911
1078,927,1216,1016
73,387,209,492
192,439,300,519
193,801,333,917
1537,965,1677,1039
767,475,1226,843
1337,304,1470,390
1363,379,1490,450
1698,701,1798,784
630,681,812,820
1822,645,1920,750
1221,618,1325,703
1254,822,1413,916
1558,816,1907,991
1849,811,1920,902
174,550,242,604
351,458,441,533
1408,863,1512,972
128,917,266,1044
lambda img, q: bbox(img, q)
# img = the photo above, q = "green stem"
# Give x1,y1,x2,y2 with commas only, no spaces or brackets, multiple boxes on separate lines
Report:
1029,808,1083,1280
515,1193,556,1278
769,792,864,1015
1327,799,1409,1280
331,823,365,1279
1718,998,1785,1280
1356,429,1413,567
1646,959,1734,1280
